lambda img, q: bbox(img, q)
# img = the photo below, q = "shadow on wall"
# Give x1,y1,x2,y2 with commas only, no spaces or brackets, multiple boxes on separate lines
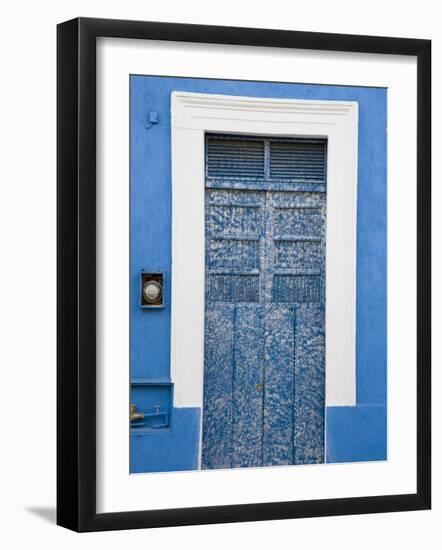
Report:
25,506,56,524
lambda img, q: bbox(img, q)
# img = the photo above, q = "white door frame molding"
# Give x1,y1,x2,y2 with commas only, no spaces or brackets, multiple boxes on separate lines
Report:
171,91,358,410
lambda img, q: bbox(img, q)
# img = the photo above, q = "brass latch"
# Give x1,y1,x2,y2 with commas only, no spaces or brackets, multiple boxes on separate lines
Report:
130,403,144,423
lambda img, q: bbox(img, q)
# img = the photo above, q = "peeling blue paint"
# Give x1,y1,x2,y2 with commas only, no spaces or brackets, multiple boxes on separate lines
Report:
202,140,327,469
262,304,297,466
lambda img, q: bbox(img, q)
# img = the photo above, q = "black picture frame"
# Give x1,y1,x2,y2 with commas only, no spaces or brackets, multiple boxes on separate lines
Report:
57,17,431,532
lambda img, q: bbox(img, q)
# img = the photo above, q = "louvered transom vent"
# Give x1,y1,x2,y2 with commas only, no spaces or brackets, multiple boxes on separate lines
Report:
206,135,327,188
206,137,265,180
270,141,326,183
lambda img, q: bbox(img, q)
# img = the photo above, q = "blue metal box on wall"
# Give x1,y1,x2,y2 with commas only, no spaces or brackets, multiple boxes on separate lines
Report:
129,75,387,474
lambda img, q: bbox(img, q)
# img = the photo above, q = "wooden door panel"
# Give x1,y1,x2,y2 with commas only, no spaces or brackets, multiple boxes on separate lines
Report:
232,305,264,468
202,304,235,469
203,134,326,470
294,304,326,464
262,305,295,466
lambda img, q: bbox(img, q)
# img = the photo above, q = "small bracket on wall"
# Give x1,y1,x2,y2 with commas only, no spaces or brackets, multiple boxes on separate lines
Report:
145,110,159,129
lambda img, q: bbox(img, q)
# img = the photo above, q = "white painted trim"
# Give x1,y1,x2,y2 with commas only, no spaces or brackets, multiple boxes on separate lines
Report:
171,91,358,410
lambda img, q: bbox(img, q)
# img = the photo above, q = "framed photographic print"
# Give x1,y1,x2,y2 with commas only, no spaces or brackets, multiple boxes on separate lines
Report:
57,18,431,531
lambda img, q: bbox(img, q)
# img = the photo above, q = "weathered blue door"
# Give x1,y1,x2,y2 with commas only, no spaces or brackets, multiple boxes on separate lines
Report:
202,135,326,469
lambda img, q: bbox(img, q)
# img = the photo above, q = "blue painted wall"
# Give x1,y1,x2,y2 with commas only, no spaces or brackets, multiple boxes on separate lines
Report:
130,75,387,472
326,405,387,463
131,408,201,473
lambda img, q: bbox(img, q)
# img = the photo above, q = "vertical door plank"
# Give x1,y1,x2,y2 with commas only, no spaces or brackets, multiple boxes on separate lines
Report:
294,304,325,464
232,305,264,467
263,304,295,466
201,304,235,469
